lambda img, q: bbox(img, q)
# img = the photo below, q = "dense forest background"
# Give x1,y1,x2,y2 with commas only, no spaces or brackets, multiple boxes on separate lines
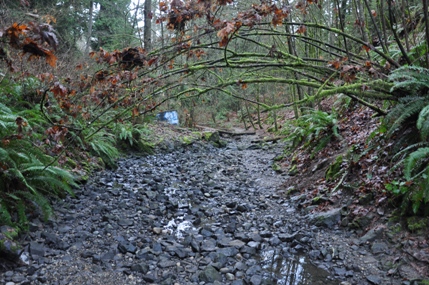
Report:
1,0,429,234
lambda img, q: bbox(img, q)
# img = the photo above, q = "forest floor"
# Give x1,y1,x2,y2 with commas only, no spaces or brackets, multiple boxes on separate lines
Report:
1,103,429,284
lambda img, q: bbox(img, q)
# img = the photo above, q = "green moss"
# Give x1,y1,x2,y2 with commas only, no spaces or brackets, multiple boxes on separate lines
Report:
273,155,284,161
65,157,78,169
407,216,428,232
272,163,282,172
136,140,155,155
325,155,343,181
288,164,298,176
312,196,322,204
182,136,194,145
286,186,299,195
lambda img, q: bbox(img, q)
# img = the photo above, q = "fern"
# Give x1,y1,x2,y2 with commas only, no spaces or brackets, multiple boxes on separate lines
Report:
417,105,429,140
117,124,134,146
282,109,341,154
403,147,429,180
88,131,119,168
0,200,13,227
389,66,429,93
380,66,429,213
385,98,427,137
0,106,77,230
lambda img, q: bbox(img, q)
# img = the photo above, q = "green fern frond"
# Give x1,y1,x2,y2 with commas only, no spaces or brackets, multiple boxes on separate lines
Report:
0,201,13,227
385,99,426,137
0,147,17,169
392,142,429,161
27,176,72,195
16,200,28,230
417,105,429,140
88,132,119,168
18,109,47,129
0,102,13,114
389,66,429,93
6,167,38,195
404,147,429,180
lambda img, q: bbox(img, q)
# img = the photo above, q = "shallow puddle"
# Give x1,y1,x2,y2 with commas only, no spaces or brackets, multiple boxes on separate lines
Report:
260,249,337,285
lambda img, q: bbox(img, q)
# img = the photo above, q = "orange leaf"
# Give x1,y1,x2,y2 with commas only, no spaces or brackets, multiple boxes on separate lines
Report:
159,1,167,12
45,50,57,67
51,82,68,97
132,107,139,117
147,56,158,66
328,60,341,69
362,45,371,52
296,25,307,34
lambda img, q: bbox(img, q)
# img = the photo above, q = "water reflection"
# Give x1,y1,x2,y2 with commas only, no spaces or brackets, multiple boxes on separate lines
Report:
261,249,337,285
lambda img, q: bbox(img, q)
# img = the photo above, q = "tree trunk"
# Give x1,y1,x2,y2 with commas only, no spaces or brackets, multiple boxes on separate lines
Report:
85,1,94,55
144,0,152,50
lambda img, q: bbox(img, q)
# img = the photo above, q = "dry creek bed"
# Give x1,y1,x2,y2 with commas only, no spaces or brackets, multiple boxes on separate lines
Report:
0,134,426,285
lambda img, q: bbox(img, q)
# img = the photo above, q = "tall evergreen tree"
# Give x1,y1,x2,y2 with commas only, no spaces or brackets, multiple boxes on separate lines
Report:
91,0,137,51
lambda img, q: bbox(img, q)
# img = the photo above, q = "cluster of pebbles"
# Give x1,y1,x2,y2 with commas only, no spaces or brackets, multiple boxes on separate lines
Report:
0,136,416,284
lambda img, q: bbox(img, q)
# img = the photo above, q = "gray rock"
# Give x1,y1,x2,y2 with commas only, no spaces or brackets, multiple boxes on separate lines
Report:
229,239,246,248
199,265,222,283
218,247,238,257
247,241,260,249
118,242,137,254
118,218,134,227
366,274,382,284
130,263,149,274
278,233,297,242
201,238,217,252
225,272,235,280
250,274,262,285
309,207,342,228
11,275,26,283
359,226,385,244
29,242,45,257
371,242,388,254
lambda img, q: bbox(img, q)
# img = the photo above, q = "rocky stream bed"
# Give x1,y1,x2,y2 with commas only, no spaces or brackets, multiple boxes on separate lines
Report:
0,133,426,285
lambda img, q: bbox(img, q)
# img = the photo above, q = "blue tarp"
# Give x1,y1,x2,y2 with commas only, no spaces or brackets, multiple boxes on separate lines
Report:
156,110,179,125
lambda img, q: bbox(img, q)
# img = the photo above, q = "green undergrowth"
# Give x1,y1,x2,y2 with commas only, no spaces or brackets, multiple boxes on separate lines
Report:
0,102,77,234
280,108,341,159
279,66,429,224
381,66,429,215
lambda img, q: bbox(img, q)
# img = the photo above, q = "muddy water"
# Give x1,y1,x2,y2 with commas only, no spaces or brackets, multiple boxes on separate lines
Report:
260,249,337,284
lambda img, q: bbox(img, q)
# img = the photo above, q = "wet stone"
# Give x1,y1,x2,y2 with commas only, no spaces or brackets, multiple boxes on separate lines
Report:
118,218,134,227
250,274,262,285
201,238,217,252
218,247,238,257
118,242,137,254
29,242,45,257
199,265,222,283
366,275,382,284
371,242,388,254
